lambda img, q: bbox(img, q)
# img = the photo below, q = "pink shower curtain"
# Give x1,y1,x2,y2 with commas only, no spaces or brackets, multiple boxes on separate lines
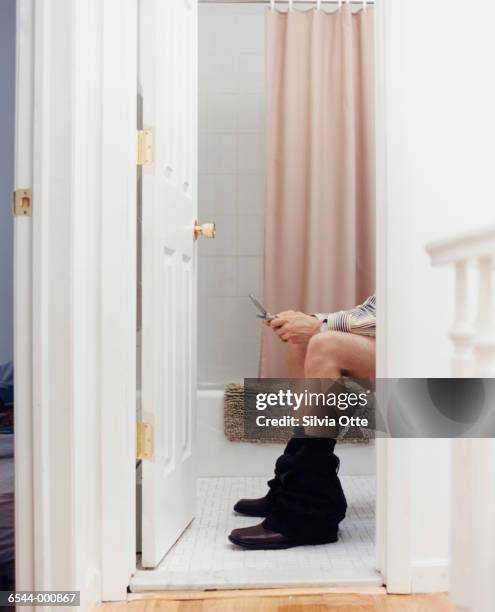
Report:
260,5,375,378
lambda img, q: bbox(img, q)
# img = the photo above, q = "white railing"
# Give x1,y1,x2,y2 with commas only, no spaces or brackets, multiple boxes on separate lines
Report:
426,226,495,378
426,226,495,612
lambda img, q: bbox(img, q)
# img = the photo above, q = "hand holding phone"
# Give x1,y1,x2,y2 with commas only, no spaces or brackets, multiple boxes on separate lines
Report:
249,294,275,321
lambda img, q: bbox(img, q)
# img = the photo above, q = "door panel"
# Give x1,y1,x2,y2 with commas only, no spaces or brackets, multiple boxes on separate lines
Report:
140,0,198,568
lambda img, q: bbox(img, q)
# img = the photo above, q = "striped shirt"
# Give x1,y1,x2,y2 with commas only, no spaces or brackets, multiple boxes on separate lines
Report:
315,294,376,337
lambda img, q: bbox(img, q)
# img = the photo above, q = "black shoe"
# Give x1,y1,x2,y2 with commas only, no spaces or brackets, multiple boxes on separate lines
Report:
232,440,304,518
228,522,338,550
233,495,271,517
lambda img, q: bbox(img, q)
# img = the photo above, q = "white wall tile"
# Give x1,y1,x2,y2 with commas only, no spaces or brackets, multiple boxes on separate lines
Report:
199,54,238,94
237,93,264,133
237,215,264,256
199,297,260,339
199,94,208,133
198,5,266,386
235,14,265,54
237,257,263,297
203,337,245,384
199,15,239,56
200,133,237,173
197,337,209,383
207,93,238,133
235,335,262,378
199,174,237,216
198,256,237,297
199,298,233,338
237,175,265,215
237,133,264,174
237,296,265,337
237,53,264,94
204,335,261,384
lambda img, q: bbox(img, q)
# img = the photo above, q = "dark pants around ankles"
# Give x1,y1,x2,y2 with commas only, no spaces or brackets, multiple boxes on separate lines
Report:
263,436,347,544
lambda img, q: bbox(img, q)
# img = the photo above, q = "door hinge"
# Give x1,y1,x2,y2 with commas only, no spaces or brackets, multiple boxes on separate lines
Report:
137,129,153,166
136,422,153,460
13,188,32,217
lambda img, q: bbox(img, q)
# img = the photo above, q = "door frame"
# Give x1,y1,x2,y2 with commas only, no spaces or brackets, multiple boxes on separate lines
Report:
374,0,450,595
14,0,137,604
374,0,413,594
14,0,35,594
14,0,426,605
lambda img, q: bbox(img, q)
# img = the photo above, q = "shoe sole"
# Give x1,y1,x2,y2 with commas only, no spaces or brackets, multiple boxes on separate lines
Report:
228,534,338,550
228,534,300,549
233,509,268,518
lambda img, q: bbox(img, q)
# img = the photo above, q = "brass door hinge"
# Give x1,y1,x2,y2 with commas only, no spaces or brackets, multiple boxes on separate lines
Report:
137,129,153,166
13,189,32,217
136,422,153,460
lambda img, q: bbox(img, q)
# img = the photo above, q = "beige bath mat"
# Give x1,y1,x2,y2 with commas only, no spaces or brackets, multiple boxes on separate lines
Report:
224,382,373,445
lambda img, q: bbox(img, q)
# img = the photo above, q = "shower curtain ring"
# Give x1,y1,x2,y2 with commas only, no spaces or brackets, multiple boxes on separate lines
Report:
362,0,368,10
270,0,275,9
288,0,294,11
316,0,322,10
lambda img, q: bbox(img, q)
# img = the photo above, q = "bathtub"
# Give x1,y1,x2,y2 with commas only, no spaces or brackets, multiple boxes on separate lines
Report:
196,388,376,478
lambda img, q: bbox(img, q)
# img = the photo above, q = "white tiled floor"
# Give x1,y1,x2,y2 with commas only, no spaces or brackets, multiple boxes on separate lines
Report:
131,476,381,591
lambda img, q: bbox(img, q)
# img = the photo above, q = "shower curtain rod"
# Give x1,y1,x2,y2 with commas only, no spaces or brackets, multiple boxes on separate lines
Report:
199,1,375,4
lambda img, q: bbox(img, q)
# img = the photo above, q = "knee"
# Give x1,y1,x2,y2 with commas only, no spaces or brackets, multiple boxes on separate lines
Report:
307,332,343,360
305,332,342,377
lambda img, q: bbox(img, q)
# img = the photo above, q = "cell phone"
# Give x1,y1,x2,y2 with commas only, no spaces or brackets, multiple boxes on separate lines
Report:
249,294,275,321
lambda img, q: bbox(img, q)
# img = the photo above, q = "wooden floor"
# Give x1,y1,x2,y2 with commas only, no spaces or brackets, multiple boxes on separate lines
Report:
95,587,454,611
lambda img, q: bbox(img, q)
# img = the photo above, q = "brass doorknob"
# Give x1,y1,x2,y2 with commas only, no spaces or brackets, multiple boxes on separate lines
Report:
193,221,216,240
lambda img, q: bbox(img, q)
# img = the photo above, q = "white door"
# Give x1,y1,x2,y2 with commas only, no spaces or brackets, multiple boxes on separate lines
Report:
140,0,198,568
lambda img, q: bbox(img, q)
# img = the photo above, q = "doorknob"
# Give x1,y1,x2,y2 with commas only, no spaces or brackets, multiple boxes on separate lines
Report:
193,221,216,240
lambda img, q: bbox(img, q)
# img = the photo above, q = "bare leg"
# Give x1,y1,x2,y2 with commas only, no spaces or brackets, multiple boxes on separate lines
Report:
302,332,375,438
288,343,308,378
304,331,375,379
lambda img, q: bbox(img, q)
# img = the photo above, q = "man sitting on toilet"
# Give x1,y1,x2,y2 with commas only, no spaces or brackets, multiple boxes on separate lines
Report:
229,295,376,550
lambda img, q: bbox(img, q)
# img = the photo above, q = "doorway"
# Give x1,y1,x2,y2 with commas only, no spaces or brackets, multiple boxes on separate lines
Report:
10,0,465,601
133,0,379,591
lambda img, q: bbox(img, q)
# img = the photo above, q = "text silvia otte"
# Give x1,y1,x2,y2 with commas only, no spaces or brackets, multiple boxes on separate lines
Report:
255,415,369,428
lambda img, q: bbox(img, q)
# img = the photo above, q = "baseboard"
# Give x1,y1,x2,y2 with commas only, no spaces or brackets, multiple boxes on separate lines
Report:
411,560,450,593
